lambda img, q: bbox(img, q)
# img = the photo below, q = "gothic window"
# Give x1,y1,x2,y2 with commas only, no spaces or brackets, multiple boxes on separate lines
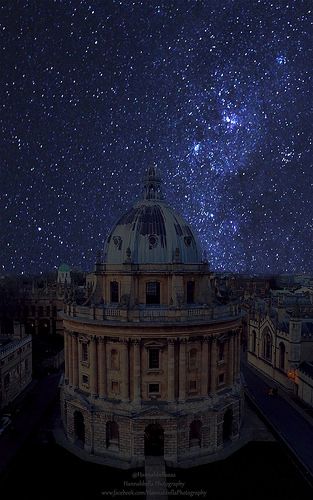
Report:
189,349,197,369
111,349,119,370
149,348,159,369
279,342,285,370
262,329,272,362
252,330,256,353
189,420,202,448
110,281,119,303
146,281,160,305
187,281,195,304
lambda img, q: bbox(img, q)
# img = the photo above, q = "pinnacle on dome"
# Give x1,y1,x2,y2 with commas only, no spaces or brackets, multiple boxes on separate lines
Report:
143,165,164,201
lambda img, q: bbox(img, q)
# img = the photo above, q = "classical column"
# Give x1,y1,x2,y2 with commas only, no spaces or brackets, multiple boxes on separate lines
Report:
167,338,175,401
237,330,241,376
210,337,217,394
228,334,234,387
98,338,107,398
178,338,187,401
121,340,129,401
90,336,98,397
68,332,73,386
200,337,209,396
72,333,79,388
64,330,69,383
133,339,141,402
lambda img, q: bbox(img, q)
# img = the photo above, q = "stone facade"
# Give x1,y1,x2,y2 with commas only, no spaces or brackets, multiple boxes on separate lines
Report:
0,328,32,409
60,167,243,468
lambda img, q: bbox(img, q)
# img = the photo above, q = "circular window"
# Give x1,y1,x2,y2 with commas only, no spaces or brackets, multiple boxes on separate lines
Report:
148,234,158,249
113,236,122,249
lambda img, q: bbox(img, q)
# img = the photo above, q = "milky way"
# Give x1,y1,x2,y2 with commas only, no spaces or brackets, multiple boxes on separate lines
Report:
1,1,312,275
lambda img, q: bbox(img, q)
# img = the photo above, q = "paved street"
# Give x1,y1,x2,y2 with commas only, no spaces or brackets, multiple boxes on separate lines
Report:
0,372,62,475
242,363,313,479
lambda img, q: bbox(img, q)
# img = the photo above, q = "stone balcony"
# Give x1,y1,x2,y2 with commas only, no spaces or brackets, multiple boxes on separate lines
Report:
62,302,241,325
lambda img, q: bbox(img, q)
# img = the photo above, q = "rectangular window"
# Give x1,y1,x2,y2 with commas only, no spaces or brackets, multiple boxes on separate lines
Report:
46,306,50,316
189,380,197,391
146,282,160,305
218,373,225,385
82,374,89,385
38,306,43,316
82,342,88,362
218,343,225,361
31,306,36,316
149,349,159,369
111,381,119,394
110,281,119,303
187,281,195,304
148,383,160,394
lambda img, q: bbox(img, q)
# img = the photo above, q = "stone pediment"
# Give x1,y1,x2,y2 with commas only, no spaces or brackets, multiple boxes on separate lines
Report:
143,340,166,348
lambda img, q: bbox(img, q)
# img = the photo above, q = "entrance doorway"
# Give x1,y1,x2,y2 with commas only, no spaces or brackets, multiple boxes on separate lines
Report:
144,423,164,456
223,409,233,442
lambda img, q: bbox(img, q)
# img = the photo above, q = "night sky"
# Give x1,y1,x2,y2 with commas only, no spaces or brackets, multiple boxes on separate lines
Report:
1,1,313,275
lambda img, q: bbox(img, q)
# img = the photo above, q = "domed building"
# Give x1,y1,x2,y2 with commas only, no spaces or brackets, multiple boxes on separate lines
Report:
60,167,243,468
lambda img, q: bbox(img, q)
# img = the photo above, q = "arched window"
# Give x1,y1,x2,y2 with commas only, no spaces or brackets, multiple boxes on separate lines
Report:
106,421,119,450
189,349,197,369
73,411,85,445
110,281,119,303
262,329,272,362
279,342,285,370
146,281,160,305
189,420,202,448
187,281,195,304
252,330,256,353
111,349,119,370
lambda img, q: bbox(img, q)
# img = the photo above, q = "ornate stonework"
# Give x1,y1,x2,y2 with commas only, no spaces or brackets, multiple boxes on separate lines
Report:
60,167,243,468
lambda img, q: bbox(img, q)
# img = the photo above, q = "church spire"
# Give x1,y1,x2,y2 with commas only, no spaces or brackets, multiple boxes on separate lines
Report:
143,165,164,201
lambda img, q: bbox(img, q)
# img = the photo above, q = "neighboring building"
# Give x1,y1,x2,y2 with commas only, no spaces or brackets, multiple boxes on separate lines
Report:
296,361,313,407
58,264,71,285
17,269,87,337
0,323,32,410
59,167,243,468
247,288,313,392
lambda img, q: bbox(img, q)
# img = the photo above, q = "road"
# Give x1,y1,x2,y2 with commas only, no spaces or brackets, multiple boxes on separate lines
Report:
242,364,313,479
0,371,62,475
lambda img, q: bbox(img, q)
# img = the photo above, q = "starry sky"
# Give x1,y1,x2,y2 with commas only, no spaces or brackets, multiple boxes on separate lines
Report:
1,0,313,275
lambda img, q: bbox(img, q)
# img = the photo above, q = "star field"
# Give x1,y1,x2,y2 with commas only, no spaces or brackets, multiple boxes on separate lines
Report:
1,0,313,275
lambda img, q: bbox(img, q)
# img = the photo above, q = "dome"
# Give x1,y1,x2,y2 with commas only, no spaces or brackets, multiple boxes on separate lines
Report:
103,167,202,265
